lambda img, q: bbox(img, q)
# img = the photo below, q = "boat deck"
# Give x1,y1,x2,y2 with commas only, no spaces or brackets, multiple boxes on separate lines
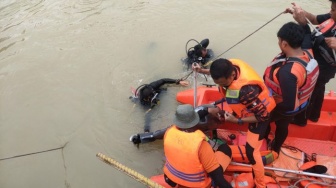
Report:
177,86,336,142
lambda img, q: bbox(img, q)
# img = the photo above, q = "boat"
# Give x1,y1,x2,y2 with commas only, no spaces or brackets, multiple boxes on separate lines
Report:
175,85,336,142
150,85,336,188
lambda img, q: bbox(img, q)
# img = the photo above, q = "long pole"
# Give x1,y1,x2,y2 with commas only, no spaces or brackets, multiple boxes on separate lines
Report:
193,63,197,108
230,162,336,180
96,153,164,188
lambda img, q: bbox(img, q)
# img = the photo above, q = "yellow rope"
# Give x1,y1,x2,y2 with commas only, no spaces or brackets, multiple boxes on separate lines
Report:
96,153,164,188
202,60,213,68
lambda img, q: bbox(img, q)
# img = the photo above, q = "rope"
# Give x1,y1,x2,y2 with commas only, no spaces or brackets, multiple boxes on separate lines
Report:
203,11,285,67
96,153,164,188
0,146,65,161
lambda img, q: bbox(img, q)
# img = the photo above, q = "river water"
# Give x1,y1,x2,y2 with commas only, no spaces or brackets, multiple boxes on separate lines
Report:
0,0,332,187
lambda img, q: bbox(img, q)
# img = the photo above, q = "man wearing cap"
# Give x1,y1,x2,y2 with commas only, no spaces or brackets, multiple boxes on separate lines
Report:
163,104,233,188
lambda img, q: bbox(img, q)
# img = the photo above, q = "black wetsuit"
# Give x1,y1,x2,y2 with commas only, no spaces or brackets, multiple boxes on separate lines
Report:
140,78,180,132
183,39,214,68
148,78,179,92
294,14,336,125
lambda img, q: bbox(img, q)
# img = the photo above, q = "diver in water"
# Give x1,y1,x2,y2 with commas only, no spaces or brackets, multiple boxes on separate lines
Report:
182,38,214,69
130,77,189,132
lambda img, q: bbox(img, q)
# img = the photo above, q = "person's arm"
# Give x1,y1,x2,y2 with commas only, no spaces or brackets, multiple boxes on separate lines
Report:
316,13,331,24
239,85,271,122
148,78,179,89
130,127,170,144
275,65,298,112
192,63,210,75
302,9,318,25
289,3,319,24
198,141,232,188
301,24,313,50
208,167,232,188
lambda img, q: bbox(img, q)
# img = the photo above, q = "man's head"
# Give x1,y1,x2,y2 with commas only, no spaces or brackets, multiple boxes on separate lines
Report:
277,22,304,52
173,104,200,129
139,85,155,106
329,0,336,21
194,44,207,58
210,58,236,87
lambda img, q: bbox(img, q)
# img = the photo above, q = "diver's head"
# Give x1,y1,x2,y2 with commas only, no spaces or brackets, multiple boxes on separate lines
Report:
194,44,207,58
139,85,159,107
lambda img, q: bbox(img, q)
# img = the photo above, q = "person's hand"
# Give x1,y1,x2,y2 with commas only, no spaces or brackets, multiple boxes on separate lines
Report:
292,3,307,25
192,63,202,73
284,7,293,14
130,134,141,144
325,37,336,49
179,80,189,86
208,107,220,116
224,111,238,123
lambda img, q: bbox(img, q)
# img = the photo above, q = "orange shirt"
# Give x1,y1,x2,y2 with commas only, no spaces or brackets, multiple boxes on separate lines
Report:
177,141,220,188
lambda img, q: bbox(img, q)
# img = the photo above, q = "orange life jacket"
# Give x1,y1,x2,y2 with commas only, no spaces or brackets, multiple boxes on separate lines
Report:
312,18,336,66
218,59,276,118
163,126,212,188
264,50,319,114
231,173,255,188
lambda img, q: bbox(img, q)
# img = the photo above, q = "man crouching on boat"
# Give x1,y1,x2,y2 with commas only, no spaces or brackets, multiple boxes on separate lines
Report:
163,104,232,188
193,59,276,188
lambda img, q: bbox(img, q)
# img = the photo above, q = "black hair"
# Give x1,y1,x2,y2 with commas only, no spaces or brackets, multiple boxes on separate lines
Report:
277,22,304,49
136,85,155,105
209,58,235,80
194,44,204,57
331,0,336,3
194,39,209,57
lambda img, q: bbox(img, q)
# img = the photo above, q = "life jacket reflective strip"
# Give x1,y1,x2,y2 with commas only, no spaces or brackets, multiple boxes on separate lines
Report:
264,50,319,113
313,18,336,66
218,59,276,118
163,126,212,187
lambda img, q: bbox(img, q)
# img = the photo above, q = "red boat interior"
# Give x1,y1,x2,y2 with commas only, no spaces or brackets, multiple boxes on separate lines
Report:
176,86,336,142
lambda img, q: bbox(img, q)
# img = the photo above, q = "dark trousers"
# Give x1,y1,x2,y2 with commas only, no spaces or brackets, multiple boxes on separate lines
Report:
265,110,294,153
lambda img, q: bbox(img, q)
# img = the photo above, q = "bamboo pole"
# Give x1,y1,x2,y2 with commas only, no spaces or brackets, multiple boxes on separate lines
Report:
96,153,164,188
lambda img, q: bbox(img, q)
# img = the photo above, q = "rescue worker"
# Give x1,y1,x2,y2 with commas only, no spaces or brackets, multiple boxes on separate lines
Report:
193,58,276,188
163,104,232,188
263,21,319,156
131,78,189,132
286,1,336,126
182,38,214,68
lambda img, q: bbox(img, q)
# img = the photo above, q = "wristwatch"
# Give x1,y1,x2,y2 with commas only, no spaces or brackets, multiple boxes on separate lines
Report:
237,118,244,125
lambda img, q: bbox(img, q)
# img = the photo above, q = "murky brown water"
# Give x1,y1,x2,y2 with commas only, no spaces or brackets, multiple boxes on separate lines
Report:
0,0,333,187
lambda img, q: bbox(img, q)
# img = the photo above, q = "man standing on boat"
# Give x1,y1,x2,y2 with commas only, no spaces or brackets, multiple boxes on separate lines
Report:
163,104,233,188
288,1,336,126
193,59,276,188
263,21,319,160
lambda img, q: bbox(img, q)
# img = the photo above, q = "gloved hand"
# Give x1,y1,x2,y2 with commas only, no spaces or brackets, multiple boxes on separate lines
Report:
130,134,141,144
197,107,209,119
